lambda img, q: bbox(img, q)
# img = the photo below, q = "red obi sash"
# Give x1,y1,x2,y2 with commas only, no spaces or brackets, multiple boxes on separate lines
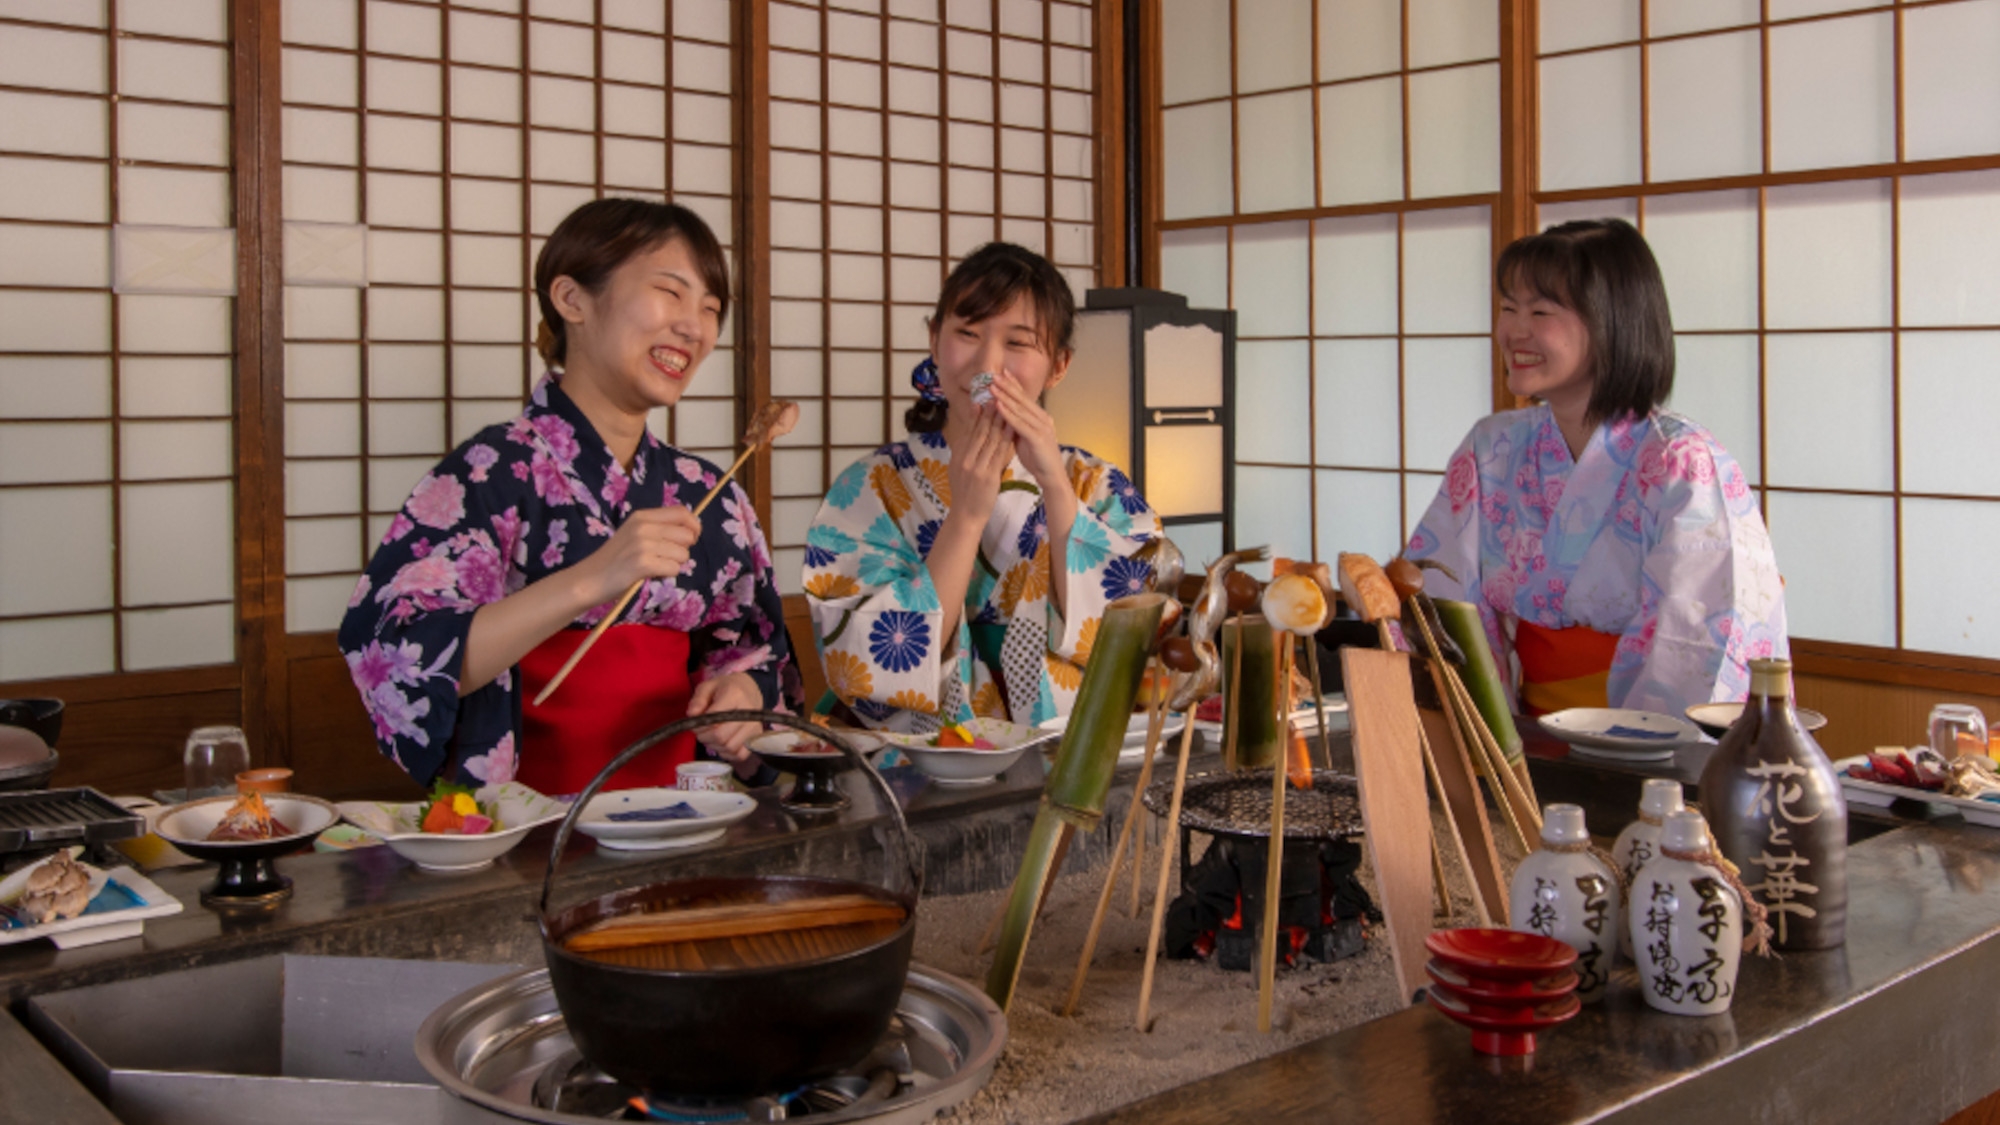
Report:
1513,620,1619,717
516,625,696,794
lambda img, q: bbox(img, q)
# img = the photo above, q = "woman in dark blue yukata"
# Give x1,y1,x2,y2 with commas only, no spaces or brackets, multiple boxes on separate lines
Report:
338,198,800,794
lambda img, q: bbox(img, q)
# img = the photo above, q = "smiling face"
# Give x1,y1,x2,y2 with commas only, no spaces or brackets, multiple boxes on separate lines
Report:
928,293,1070,418
1496,283,1594,409
557,235,722,411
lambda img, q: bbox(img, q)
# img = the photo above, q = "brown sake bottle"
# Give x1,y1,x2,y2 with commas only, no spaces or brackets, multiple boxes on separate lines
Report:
1698,658,1848,950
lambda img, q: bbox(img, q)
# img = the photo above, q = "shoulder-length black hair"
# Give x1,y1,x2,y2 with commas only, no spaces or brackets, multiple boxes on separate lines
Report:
532,198,730,368
1495,218,1674,423
906,242,1077,434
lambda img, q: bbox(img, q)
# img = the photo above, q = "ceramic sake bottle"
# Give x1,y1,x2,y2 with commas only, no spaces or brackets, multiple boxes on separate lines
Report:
1699,657,1849,950
1509,803,1621,1002
1630,810,1742,1017
1613,778,1686,958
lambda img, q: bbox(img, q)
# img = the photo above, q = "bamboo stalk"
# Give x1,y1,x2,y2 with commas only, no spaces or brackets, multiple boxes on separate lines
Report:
531,442,759,706
1129,687,1167,919
1257,639,1294,1033
1222,616,1243,770
1136,718,1200,1033
1062,662,1168,1016
1430,598,1524,761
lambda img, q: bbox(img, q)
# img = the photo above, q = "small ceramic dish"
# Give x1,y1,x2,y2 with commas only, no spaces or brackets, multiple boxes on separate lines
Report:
1538,708,1703,760
156,793,342,903
1428,987,1582,1056
573,788,757,852
1685,700,1829,739
0,851,182,948
1424,927,1579,980
748,730,873,813
1425,958,1578,1003
875,717,1052,787
336,783,566,873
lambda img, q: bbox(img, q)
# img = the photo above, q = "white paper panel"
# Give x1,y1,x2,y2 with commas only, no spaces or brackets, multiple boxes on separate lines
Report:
1765,332,1893,491
1317,78,1402,208
1233,0,1311,94
834,349,888,396
603,85,666,137
118,167,231,228
0,157,107,224
828,399,886,447
1236,340,1312,464
1408,0,1497,68
1401,207,1491,334
887,67,938,117
1906,499,2000,657
0,615,115,680
1408,63,1498,199
367,400,444,458
282,168,359,226
1539,0,1637,53
528,74,593,130
830,205,885,254
1401,337,1490,471
944,29,991,77
531,183,595,237
280,107,356,167
1319,0,1400,80
451,234,523,290
1000,172,1045,218
1768,0,1883,18
828,157,884,205
366,286,445,342
365,56,439,116
284,221,367,286
0,291,109,352
0,90,106,159
1160,520,1223,570
1768,12,1894,172
1312,213,1398,336
1313,338,1400,468
773,153,824,203
1051,89,1089,134
769,2,819,52
827,302,884,349
118,102,229,168
830,253,885,301
451,345,523,398
0,485,112,613
362,230,438,286
1231,221,1310,337
997,127,1043,174
1901,331,2000,498
1159,227,1229,312
121,480,231,604
285,47,359,108
285,288,358,341
1665,334,1760,486
1233,465,1313,562
367,455,432,512
1403,471,1443,543
1316,468,1403,562
1764,180,1892,329
1235,91,1315,215
0,25,107,94
0,422,110,484
998,39,1042,85
1539,48,1640,191
999,217,1045,254
1145,425,1226,517
285,574,357,632
122,295,231,354
286,401,360,458
0,357,111,420
284,457,360,516
122,602,233,670
1644,190,1758,332
0,224,107,289
1899,170,2000,328
1904,0,2000,162
1161,0,1231,104
1648,30,1760,183
368,345,444,398
1162,103,1235,221
120,39,228,104
1767,491,1894,648
451,290,522,344
367,172,443,230
123,359,229,422
122,419,231,482
828,107,883,158
1649,0,1759,37
284,344,359,399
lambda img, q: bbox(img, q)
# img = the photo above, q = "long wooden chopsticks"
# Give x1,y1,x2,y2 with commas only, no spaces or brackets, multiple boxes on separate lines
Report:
563,893,905,953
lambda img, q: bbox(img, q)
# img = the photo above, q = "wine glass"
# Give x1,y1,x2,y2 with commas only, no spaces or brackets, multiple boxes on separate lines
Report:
1928,704,1988,763
184,725,251,800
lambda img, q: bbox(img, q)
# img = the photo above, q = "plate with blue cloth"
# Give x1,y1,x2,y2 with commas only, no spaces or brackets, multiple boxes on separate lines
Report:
574,788,757,852
1537,708,1704,761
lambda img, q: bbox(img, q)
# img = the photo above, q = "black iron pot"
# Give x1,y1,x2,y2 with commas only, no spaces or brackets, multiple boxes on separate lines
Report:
0,697,63,748
537,710,922,1099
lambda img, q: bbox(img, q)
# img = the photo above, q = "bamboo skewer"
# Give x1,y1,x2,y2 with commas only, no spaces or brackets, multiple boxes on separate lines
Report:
1256,637,1294,1034
531,400,799,707
1406,605,1539,850
1136,717,1200,1033
1304,641,1333,772
1062,660,1169,1016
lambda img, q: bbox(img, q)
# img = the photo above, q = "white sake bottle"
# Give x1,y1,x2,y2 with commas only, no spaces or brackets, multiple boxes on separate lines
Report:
1612,778,1685,959
1629,809,1743,1017
1509,803,1622,1003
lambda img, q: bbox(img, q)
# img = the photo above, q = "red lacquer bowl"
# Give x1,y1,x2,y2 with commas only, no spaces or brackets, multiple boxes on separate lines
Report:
1426,958,1578,1003
1428,987,1582,1056
1425,928,1578,980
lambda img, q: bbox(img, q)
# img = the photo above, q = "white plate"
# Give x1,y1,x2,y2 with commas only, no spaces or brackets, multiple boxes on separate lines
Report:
0,854,183,949
336,783,567,873
573,788,756,844
1564,741,1677,764
1189,697,1349,736
1036,711,1190,764
1538,708,1704,753
1686,701,1829,735
1833,755,2000,828
591,826,730,852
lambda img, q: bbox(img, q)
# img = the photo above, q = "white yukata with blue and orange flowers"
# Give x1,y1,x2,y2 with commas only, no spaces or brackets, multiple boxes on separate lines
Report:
804,430,1162,734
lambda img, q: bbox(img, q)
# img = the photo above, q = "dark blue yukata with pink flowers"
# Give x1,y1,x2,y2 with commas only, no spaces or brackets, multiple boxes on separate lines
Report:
337,374,800,787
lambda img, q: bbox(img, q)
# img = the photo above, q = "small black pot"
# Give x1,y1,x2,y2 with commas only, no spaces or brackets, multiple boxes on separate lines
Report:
0,698,63,748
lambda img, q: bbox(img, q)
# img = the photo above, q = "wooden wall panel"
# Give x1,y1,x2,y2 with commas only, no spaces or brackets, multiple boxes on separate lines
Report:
285,650,423,802
45,690,244,798
1797,673,2000,763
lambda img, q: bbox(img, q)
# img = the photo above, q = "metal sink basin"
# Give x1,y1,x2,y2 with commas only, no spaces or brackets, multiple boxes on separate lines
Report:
25,955,524,1125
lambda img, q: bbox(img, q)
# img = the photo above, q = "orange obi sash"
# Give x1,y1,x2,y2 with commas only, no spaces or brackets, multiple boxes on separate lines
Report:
1514,621,1619,717
516,625,695,794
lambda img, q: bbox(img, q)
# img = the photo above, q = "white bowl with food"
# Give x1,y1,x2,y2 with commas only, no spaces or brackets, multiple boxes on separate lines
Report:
875,718,1053,786
156,792,340,852
336,782,566,873
572,787,759,852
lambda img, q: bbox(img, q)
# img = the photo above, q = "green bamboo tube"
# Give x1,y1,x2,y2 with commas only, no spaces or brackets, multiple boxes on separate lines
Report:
1432,598,1523,762
1221,617,1282,770
986,591,1166,1009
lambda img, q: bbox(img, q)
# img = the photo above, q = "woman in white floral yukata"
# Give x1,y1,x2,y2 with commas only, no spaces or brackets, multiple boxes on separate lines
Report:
339,199,799,794
805,243,1163,735
1406,219,1787,718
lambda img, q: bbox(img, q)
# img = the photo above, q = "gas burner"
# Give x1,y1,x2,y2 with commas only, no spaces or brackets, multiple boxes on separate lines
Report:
417,966,1002,1125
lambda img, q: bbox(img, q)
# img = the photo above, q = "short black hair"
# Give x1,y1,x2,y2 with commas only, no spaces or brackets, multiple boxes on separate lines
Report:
906,242,1076,434
533,198,729,368
1495,218,1674,423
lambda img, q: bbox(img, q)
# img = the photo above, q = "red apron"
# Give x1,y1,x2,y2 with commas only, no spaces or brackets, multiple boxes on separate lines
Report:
1514,620,1620,717
516,625,697,794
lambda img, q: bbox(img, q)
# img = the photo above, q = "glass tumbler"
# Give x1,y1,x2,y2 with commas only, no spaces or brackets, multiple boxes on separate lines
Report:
1928,704,1988,763
184,725,251,800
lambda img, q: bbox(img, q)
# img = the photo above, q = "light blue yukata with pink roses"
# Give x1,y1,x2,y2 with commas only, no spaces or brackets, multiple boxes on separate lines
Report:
1405,405,1788,714
338,374,800,787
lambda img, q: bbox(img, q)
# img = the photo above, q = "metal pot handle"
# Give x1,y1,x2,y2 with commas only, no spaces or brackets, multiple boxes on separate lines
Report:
537,709,922,920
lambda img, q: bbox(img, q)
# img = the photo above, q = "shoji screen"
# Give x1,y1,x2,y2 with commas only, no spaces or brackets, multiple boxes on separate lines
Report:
1535,0,2000,661
761,0,1097,594
278,0,738,633
0,0,239,679
1156,0,1500,567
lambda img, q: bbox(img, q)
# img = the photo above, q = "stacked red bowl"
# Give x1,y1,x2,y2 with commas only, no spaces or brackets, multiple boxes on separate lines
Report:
1424,928,1583,1056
